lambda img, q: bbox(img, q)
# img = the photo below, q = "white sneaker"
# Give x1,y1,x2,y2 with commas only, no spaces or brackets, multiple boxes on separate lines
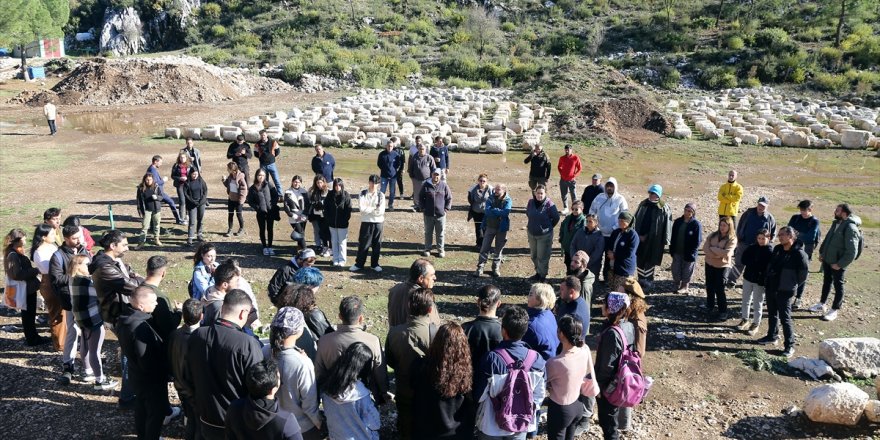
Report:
349,265,362,272
821,309,838,321
262,248,269,256
163,406,182,425
372,266,383,273
808,302,826,313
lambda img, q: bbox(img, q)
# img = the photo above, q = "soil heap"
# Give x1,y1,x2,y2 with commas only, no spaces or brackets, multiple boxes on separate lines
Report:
20,56,293,106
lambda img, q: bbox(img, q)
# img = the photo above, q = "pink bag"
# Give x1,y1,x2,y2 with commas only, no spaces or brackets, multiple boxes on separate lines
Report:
603,325,649,408
580,355,600,398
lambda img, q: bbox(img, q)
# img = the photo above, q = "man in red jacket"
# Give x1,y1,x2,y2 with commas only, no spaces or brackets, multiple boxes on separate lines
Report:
557,144,583,215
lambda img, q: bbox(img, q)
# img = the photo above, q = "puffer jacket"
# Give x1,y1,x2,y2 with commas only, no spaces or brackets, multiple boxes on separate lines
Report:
818,216,860,269
589,177,628,237
324,190,352,228
246,182,278,215
765,240,809,293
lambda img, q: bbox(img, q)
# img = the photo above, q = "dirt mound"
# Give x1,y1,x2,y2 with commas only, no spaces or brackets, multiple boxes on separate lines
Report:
20,56,293,106
553,97,673,140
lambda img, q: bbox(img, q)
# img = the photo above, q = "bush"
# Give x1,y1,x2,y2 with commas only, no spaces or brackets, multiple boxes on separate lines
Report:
500,22,516,32
200,3,221,20
726,36,744,50
818,46,843,69
745,77,761,88
232,44,258,59
230,32,261,48
420,76,441,87
281,59,304,82
209,24,226,38
699,67,738,89
353,63,391,88
203,49,231,65
446,77,491,89
812,72,849,93
797,27,823,43
450,31,471,45
659,67,681,90
406,18,437,39
348,28,378,48
753,27,790,53
546,33,584,56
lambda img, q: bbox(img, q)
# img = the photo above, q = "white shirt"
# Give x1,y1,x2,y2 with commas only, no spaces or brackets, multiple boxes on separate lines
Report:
44,103,57,120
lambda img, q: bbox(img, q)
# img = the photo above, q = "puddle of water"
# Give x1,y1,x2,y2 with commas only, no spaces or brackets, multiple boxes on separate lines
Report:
59,112,162,135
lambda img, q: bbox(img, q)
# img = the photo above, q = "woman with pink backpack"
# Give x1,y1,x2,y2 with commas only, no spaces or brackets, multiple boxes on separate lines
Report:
595,292,639,440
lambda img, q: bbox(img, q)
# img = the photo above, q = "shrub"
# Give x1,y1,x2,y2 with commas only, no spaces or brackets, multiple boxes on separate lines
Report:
379,13,405,31
420,76,441,87
450,31,471,45
281,59,304,82
812,72,849,93
818,46,843,69
726,36,744,50
659,67,681,90
348,28,378,48
232,44,258,59
203,49,231,65
209,24,226,38
754,27,790,53
353,63,391,88
200,3,221,20
699,67,738,89
797,27,823,43
230,32,261,48
500,22,516,32
446,77,491,89
745,77,761,88
406,18,437,38
547,33,584,56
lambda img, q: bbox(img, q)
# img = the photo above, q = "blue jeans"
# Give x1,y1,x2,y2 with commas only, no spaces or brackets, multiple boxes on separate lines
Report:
381,177,396,207
262,163,282,192
159,189,182,222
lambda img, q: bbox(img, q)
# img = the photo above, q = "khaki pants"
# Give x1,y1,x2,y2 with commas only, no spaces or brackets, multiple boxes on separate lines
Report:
140,210,161,243
39,277,66,351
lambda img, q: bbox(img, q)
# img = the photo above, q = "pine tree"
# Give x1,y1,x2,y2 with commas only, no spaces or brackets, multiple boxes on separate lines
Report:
0,0,69,79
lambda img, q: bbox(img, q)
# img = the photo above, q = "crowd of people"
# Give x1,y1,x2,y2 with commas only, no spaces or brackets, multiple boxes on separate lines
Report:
2,136,865,440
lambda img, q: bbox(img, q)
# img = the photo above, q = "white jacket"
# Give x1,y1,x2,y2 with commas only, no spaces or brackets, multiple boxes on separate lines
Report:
358,189,386,224
589,177,628,237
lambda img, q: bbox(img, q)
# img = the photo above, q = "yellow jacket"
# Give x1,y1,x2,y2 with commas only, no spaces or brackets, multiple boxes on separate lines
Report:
717,181,743,217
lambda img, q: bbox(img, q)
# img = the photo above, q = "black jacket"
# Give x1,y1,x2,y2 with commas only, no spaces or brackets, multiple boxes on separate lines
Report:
183,178,208,210
765,240,809,293
595,320,636,391
168,324,196,400
88,251,143,325
5,251,39,297
247,182,279,215
49,244,90,310
411,358,475,440
670,217,703,262
580,184,603,211
227,142,253,173
225,397,303,440
524,150,551,180
323,190,352,228
136,185,163,216
142,283,181,342
117,307,167,388
267,261,299,304
462,316,502,373
742,243,773,286
254,139,280,167
188,319,264,427
304,308,334,339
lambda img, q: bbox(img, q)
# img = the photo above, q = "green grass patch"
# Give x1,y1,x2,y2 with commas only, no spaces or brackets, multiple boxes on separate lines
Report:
735,348,794,375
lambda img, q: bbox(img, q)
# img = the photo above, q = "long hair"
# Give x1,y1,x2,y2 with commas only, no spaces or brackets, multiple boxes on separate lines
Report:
427,322,472,398
67,254,89,277
557,315,585,348
331,177,347,198
30,223,54,260
138,173,157,191
324,342,374,398
193,242,216,267
3,228,27,257
627,297,649,322
253,168,267,188
712,216,735,241
176,151,191,167
310,174,327,196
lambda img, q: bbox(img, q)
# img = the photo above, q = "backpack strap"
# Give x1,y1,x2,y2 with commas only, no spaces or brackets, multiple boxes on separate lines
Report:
610,325,631,371
521,349,538,371
495,348,515,367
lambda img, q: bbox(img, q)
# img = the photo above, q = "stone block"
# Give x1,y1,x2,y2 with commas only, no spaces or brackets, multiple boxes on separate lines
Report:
804,383,869,426
840,130,872,149
819,337,880,378
164,127,181,139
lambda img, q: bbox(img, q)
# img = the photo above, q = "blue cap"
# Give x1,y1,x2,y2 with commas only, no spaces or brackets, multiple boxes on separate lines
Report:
648,184,663,198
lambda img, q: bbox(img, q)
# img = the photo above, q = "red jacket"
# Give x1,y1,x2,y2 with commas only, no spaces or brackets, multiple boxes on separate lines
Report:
557,154,582,181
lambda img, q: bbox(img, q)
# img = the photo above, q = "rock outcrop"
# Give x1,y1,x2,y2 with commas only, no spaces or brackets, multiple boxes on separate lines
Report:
99,7,147,57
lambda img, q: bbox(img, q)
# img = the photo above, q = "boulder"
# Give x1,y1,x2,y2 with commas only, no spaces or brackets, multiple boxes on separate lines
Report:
99,7,147,57
819,337,880,378
458,137,481,153
182,127,201,140
243,129,261,143
781,131,810,148
672,127,692,139
221,130,240,142
201,127,221,141
840,129,871,149
485,139,507,153
319,134,341,147
866,400,880,423
164,127,180,139
804,383,869,426
299,133,316,147
281,132,299,146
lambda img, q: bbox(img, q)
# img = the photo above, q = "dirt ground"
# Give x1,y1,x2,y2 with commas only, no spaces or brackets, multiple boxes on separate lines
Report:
0,90,879,439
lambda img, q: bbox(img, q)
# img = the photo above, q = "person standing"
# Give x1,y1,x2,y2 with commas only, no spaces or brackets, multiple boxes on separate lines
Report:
595,292,635,440
524,144,551,191
545,315,598,440
524,283,560,361
254,130,282,191
311,145,335,181
180,137,202,173
246,168,279,256
191,243,218,301
321,343,382,440
564,252,595,322
559,201,586,268
31,224,62,350
554,275,591,338
136,173,164,249
225,359,304,440
146,155,185,225
669,203,702,294
430,136,450,181
394,138,407,201
377,138,403,210
223,162,248,237
307,175,331,257
737,229,773,336
703,217,737,321
183,169,208,246
467,174,491,248
462,285,502,374
580,174,603,211
283,175,310,251
227,135,253,184
420,169,452,258
69,254,117,390
171,152,192,224
605,212,639,291
117,286,168,439
4,229,48,345
168,299,202,440
325,177,352,267
388,259,442,327
569,214,605,284
44,100,57,135
632,184,672,291
811,203,860,322
188,290,264,439
475,183,512,278
409,142,436,212
51,225,90,383
351,175,386,273
757,227,808,357
589,177,628,283
788,200,821,309
557,144,583,214
140,256,181,342
728,196,776,286
526,185,560,282
717,170,743,225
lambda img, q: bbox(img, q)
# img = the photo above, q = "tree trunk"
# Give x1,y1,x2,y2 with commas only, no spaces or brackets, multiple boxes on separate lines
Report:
835,0,847,48
715,0,726,28
19,45,30,82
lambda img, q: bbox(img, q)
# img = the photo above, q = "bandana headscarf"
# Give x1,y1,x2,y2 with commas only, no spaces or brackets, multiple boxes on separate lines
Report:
271,307,305,338
606,292,631,315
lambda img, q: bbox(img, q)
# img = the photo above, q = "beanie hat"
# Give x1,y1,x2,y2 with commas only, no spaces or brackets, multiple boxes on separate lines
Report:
648,184,663,198
271,307,305,337
618,211,634,223
685,202,696,214
606,292,631,315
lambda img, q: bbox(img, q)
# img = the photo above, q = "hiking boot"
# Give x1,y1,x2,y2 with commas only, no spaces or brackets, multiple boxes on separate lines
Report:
473,265,483,277
736,319,749,330
746,323,760,336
